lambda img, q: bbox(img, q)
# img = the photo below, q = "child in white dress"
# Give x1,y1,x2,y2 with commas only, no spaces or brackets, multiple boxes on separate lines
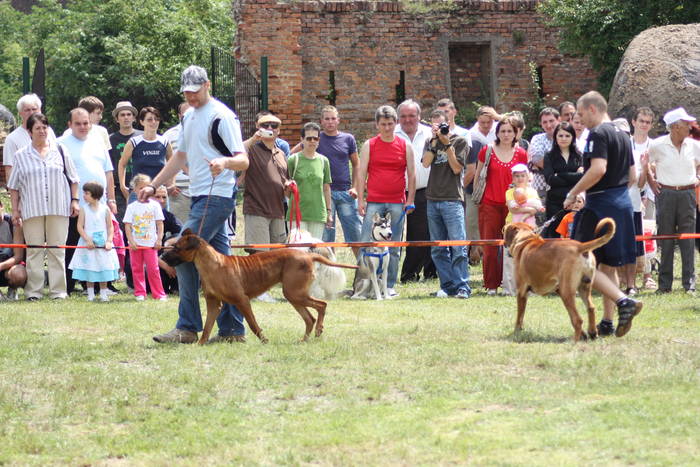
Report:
69,181,120,302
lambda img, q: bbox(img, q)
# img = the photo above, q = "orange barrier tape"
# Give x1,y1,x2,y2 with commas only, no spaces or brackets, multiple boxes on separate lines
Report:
0,233,693,250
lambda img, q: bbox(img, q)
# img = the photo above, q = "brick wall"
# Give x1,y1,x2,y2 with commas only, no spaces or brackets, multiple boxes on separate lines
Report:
235,0,598,143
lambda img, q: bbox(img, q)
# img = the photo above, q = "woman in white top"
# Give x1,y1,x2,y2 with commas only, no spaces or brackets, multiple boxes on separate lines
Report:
8,113,80,300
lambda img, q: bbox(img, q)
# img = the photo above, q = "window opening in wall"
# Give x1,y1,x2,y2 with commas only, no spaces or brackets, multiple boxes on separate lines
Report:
395,70,406,105
327,71,337,106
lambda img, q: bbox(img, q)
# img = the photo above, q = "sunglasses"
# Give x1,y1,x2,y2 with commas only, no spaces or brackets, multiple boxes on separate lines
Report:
305,136,319,142
260,122,279,129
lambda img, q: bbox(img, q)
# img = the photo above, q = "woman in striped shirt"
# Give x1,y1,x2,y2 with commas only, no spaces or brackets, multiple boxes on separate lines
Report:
8,113,80,300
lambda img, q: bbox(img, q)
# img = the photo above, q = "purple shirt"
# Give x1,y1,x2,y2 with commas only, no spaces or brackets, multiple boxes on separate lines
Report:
317,132,357,191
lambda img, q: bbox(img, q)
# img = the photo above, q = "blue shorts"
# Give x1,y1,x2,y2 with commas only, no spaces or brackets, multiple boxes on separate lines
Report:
572,185,637,267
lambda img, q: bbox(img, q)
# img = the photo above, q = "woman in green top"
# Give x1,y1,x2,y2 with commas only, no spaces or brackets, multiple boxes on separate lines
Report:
286,122,332,239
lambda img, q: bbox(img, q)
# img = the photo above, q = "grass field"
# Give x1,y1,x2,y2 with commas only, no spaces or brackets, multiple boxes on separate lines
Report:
1,254,699,465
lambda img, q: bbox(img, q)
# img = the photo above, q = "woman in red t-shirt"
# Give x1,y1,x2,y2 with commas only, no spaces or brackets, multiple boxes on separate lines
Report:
474,116,528,294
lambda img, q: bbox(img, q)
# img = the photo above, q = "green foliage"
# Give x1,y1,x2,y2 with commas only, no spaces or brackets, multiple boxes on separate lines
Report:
0,0,235,129
522,62,546,140
539,0,700,96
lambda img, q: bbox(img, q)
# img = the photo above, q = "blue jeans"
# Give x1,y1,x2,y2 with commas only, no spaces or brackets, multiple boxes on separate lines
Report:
175,195,245,336
427,200,470,295
360,202,405,288
323,190,362,242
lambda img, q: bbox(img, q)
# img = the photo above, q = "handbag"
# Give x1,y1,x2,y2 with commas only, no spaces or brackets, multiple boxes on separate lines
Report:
472,146,493,205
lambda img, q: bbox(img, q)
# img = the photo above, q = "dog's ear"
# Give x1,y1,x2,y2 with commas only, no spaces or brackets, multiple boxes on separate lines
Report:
182,228,193,236
373,212,380,223
503,224,518,248
385,212,391,223
183,235,201,249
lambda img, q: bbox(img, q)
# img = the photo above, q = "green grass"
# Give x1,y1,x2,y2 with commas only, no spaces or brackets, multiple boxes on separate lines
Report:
1,266,698,465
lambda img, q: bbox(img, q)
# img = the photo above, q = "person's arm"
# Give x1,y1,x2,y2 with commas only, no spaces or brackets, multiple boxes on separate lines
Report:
76,208,94,249
563,158,607,209
638,152,649,188
348,151,359,199
155,220,164,249
138,150,188,201
463,163,476,188
404,144,416,211
355,140,370,216
444,136,464,175
422,145,436,168
118,140,133,200
124,222,136,250
105,209,114,250
323,183,332,226
164,142,178,189
9,189,21,228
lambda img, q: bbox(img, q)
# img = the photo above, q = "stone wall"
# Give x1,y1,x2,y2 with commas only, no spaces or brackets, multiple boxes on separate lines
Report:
234,0,598,142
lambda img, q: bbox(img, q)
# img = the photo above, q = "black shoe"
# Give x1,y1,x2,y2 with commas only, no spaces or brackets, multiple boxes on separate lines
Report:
616,298,643,337
655,288,671,294
107,283,120,293
596,320,615,337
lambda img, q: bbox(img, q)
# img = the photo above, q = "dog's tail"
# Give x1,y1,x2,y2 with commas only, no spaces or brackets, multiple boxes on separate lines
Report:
577,217,616,253
311,254,358,269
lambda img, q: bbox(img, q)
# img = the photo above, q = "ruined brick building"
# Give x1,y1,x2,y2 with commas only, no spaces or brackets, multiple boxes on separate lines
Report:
234,0,598,142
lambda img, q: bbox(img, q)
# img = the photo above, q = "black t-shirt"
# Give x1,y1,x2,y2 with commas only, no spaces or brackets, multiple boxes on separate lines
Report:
109,130,143,187
582,122,633,192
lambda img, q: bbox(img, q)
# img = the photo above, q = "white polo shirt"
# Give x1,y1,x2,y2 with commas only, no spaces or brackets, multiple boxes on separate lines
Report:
395,123,432,190
648,135,700,186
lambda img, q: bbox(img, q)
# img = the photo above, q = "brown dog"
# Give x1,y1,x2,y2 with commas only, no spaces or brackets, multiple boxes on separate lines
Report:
503,218,616,342
162,229,357,345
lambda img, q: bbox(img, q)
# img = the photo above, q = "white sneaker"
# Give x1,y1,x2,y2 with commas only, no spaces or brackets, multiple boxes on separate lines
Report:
486,289,497,296
387,288,399,297
135,295,145,301
255,292,277,303
435,289,449,298
158,297,168,302
87,296,95,302
105,289,118,296
100,296,109,302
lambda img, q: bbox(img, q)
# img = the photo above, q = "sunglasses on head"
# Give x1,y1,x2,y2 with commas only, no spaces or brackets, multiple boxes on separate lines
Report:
260,122,279,129
305,136,319,142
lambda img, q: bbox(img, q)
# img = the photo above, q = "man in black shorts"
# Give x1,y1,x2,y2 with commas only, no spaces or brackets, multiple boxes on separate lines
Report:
564,91,643,338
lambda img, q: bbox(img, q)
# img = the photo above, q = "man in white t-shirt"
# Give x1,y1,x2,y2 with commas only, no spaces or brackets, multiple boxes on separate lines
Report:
647,107,700,294
395,99,436,284
141,65,249,345
62,96,112,152
3,93,57,181
469,106,499,146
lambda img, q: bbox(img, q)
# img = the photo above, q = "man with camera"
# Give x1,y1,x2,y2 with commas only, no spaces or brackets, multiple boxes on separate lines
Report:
422,109,470,299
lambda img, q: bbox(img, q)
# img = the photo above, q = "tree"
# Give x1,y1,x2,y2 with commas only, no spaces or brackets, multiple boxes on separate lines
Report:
538,0,700,96
0,0,235,129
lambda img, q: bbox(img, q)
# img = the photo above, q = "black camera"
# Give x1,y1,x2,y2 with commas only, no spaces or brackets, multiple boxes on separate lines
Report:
438,122,450,135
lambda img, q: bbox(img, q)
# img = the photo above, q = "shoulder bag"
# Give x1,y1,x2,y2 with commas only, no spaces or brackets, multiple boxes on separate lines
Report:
471,145,493,205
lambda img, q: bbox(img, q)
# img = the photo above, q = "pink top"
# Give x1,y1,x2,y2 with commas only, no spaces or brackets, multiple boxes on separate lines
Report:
367,135,407,204
478,145,528,205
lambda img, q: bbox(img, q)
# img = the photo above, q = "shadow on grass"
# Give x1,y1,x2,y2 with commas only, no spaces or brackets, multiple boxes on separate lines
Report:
503,330,571,344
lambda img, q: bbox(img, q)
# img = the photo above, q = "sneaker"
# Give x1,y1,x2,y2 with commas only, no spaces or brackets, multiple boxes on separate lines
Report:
387,288,399,297
486,289,497,296
625,287,637,297
686,289,696,296
597,320,615,337
255,291,277,303
153,328,198,344
207,334,246,344
99,296,109,303
26,296,40,302
455,289,470,299
87,296,95,302
105,289,118,296
655,288,671,295
135,295,145,301
434,289,450,298
643,276,656,290
616,298,643,337
6,288,18,301
158,297,168,302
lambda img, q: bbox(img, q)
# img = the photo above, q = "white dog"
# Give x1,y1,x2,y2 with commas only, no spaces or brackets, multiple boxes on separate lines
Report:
287,228,347,299
351,212,392,300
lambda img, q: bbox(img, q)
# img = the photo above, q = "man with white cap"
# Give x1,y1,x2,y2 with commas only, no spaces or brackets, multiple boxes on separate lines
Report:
647,107,700,294
139,65,249,344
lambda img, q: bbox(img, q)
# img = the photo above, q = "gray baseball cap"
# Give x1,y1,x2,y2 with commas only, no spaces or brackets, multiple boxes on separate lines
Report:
180,65,209,93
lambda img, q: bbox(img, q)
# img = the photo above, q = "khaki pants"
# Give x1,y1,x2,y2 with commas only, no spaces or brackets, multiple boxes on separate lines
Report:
23,215,69,299
244,215,287,251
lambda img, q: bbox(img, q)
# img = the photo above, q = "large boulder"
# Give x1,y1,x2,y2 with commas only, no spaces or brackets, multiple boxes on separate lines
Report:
608,23,700,136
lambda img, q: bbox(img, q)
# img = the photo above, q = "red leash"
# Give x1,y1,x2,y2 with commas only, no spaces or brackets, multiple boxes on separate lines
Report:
288,181,302,233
